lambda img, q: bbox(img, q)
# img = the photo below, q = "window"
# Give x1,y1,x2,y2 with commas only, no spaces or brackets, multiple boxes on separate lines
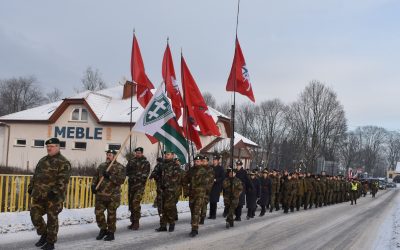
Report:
71,108,88,121
108,143,121,151
74,142,87,150
33,140,45,148
59,141,66,149
15,139,26,147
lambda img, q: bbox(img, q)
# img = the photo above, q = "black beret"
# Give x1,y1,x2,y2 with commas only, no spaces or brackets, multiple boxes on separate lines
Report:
227,168,236,174
163,149,174,154
236,160,243,165
105,149,117,155
45,138,60,145
204,156,209,161
213,154,221,160
135,147,144,152
194,155,205,161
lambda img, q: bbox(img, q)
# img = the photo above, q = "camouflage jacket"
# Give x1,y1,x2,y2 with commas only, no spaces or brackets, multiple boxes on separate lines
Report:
203,165,215,193
297,178,306,196
149,162,162,184
183,165,208,197
28,153,71,202
270,175,280,194
159,159,182,193
93,161,125,201
223,177,243,200
305,177,315,192
126,156,150,190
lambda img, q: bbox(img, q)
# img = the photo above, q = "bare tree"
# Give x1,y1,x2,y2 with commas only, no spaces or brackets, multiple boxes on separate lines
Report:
285,80,347,173
80,66,107,91
0,76,46,116
202,92,217,108
216,101,231,117
386,130,400,171
338,131,361,175
46,88,63,103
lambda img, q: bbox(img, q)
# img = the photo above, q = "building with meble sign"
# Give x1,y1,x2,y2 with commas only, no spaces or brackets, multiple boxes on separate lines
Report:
0,82,244,170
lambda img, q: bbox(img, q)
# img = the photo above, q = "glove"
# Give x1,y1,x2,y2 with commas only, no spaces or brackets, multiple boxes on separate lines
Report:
103,171,110,179
27,187,33,196
47,191,57,200
91,184,97,194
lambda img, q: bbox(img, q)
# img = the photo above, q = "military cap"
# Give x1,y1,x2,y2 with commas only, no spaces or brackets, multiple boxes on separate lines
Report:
194,155,205,161
204,155,209,161
163,149,174,154
45,137,60,145
135,147,144,152
263,169,269,174
236,160,243,165
105,149,117,155
213,154,222,160
226,168,236,174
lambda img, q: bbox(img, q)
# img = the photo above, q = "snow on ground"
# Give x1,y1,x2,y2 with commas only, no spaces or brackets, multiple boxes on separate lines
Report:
0,201,224,234
373,185,400,250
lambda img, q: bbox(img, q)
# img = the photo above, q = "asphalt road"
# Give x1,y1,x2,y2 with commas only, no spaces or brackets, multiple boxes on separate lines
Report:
1,188,397,250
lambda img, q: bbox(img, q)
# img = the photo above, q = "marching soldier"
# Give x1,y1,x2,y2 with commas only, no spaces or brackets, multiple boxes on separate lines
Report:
208,154,225,219
258,169,271,216
296,172,306,211
235,160,250,221
223,169,243,229
371,180,379,198
282,173,293,214
270,169,280,212
183,155,208,237
28,138,71,250
155,150,181,232
315,175,323,208
126,147,150,230
246,171,260,219
92,149,125,241
149,157,164,208
200,156,214,224
304,173,315,210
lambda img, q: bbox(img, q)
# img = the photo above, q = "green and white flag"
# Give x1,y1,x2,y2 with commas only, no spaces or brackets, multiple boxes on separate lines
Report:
133,82,189,163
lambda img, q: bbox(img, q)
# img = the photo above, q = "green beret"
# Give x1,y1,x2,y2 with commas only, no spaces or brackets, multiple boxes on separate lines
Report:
45,138,60,145
105,149,117,155
135,147,144,152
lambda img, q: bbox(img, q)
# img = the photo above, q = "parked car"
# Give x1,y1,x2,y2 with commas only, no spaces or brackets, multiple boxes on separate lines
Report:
386,182,397,188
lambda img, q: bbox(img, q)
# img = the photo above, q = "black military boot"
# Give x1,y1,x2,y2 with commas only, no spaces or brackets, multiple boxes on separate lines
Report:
96,229,108,240
223,207,228,218
234,217,241,221
155,226,168,232
199,217,205,225
309,204,312,209
41,242,54,250
189,229,198,237
169,223,175,232
35,234,47,247
259,206,266,217
284,208,288,214
269,207,273,213
229,221,234,227
104,232,115,241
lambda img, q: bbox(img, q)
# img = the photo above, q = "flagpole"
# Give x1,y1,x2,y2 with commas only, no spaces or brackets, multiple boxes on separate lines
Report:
129,29,135,154
230,0,240,171
181,50,192,166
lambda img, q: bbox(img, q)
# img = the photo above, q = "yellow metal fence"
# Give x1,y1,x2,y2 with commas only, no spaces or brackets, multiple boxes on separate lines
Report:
0,175,162,213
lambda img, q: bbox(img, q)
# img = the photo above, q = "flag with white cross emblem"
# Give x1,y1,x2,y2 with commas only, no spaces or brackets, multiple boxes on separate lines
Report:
134,82,189,163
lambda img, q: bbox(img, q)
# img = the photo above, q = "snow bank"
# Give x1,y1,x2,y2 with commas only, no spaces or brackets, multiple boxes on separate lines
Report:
0,201,224,234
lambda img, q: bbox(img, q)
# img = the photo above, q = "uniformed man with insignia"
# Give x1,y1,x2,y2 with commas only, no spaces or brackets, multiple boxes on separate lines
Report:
200,155,214,224
208,154,225,219
223,169,243,228
28,138,71,250
155,150,182,233
92,149,125,241
126,147,150,230
183,155,208,237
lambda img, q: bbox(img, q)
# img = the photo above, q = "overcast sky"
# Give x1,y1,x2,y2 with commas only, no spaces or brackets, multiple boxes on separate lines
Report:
1,0,399,130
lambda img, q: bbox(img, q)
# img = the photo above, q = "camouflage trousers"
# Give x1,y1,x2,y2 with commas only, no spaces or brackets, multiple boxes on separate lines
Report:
223,197,239,223
95,199,120,233
158,190,177,227
128,187,145,222
305,191,315,208
189,194,205,230
200,193,210,219
30,198,63,244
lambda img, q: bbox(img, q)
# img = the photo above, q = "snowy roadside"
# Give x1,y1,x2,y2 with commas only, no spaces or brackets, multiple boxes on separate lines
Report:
373,186,400,250
0,201,224,234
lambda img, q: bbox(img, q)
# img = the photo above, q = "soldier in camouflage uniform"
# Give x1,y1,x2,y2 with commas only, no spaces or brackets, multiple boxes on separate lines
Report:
282,173,293,213
155,150,182,233
183,155,208,237
223,169,243,228
126,147,150,230
315,175,323,207
28,138,71,250
200,156,215,224
149,157,164,209
91,149,125,241
296,173,306,211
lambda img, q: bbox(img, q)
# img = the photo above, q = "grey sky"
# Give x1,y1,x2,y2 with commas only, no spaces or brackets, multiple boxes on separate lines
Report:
1,0,399,130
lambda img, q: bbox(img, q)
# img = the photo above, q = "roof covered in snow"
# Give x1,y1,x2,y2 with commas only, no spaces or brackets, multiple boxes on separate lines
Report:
0,84,227,125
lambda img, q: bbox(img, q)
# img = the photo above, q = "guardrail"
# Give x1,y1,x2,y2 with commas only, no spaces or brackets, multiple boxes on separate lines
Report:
0,175,182,213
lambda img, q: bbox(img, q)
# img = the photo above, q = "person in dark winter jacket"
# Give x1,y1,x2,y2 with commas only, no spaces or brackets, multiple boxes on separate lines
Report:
258,169,272,216
208,154,225,219
234,160,251,221
246,171,260,219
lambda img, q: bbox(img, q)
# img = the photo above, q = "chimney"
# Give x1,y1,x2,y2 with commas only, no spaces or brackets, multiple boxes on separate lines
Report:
123,81,136,99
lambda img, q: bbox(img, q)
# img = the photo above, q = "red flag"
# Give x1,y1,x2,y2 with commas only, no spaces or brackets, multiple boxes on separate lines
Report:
226,38,255,102
162,43,184,119
131,35,154,108
181,55,221,141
